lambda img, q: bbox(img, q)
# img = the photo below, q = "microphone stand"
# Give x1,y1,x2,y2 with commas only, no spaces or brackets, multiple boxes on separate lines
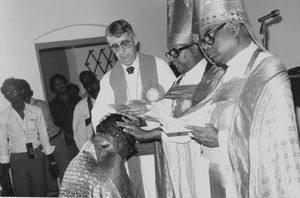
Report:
259,21,267,49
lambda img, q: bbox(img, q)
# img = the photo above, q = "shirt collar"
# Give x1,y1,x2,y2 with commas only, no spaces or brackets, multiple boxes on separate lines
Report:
10,103,30,118
182,58,207,84
224,41,257,81
121,53,140,71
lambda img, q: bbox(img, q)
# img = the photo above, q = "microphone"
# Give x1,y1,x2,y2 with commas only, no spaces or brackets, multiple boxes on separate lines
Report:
258,9,280,22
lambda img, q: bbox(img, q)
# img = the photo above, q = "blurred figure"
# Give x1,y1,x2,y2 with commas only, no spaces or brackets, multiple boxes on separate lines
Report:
68,83,82,104
0,78,58,196
73,71,100,149
60,113,136,197
79,70,96,89
19,79,70,196
49,74,79,160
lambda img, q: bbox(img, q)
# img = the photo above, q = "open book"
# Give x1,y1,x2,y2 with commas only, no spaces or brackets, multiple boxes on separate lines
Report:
108,99,150,111
141,101,203,135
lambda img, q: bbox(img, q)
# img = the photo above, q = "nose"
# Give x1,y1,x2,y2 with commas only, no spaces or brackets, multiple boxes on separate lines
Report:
118,46,126,55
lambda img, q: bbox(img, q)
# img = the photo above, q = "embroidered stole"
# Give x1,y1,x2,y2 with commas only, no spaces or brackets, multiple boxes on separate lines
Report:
109,53,158,104
165,62,226,118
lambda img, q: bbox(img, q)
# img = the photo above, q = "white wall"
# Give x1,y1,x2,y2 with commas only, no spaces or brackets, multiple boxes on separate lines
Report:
244,0,300,68
0,0,167,111
1,0,300,111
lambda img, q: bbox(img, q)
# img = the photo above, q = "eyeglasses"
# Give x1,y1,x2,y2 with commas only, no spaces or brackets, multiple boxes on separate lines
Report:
109,37,133,53
165,44,193,59
200,23,226,49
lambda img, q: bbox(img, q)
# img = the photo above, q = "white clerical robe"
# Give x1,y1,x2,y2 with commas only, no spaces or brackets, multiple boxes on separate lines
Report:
159,58,212,198
92,53,176,198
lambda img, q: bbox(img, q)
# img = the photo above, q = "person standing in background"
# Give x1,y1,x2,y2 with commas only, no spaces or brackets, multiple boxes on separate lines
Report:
49,74,79,160
0,78,58,196
19,79,70,196
73,71,100,149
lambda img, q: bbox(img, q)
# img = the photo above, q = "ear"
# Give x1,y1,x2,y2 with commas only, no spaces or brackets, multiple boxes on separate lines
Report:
190,43,199,55
229,20,240,37
132,34,138,45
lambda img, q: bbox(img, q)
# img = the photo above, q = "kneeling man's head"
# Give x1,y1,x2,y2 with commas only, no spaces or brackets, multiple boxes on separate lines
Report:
93,113,137,160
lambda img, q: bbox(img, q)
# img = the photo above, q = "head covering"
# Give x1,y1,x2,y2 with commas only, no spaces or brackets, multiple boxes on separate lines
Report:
167,0,199,48
194,0,265,49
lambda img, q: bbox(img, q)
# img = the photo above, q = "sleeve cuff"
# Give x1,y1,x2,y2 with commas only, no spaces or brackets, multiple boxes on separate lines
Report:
0,155,10,164
42,145,55,155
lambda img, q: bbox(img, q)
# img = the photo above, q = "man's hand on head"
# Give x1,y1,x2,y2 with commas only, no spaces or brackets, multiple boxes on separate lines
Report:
117,117,162,142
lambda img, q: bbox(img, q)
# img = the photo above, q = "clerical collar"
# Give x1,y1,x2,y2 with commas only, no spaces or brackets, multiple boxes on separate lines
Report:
122,54,140,75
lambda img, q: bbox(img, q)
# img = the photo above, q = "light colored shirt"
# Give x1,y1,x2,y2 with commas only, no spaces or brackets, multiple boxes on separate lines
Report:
30,98,60,138
0,103,55,163
73,96,95,149
92,54,176,129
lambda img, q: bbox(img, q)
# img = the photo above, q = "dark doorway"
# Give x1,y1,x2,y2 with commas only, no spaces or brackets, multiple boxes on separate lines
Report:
35,37,116,102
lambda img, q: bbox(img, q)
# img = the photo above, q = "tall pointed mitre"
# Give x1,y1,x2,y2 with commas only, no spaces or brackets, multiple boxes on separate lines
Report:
194,0,264,49
167,0,199,48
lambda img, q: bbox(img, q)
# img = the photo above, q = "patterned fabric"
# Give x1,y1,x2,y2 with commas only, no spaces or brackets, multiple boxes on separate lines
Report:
225,55,300,198
156,63,224,197
177,64,226,118
195,0,248,37
59,142,134,198
194,0,265,51
167,0,199,48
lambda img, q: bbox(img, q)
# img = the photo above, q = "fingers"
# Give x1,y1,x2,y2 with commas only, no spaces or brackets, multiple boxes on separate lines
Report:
190,133,203,144
116,121,132,129
118,112,139,122
185,124,206,132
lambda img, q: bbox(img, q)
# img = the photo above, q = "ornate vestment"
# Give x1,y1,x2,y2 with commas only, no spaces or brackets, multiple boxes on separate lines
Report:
59,142,133,198
214,54,300,197
154,62,226,198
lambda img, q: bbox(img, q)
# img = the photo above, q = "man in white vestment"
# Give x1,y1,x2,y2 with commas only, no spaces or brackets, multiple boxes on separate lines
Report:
91,19,176,198
73,72,100,150
118,28,226,197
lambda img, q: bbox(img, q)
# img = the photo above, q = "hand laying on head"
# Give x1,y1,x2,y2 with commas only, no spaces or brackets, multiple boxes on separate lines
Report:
120,100,149,116
117,115,161,142
185,123,219,148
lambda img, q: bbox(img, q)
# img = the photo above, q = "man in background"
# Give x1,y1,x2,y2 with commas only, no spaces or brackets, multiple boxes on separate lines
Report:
0,78,58,196
49,74,79,160
19,79,69,196
73,71,100,149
